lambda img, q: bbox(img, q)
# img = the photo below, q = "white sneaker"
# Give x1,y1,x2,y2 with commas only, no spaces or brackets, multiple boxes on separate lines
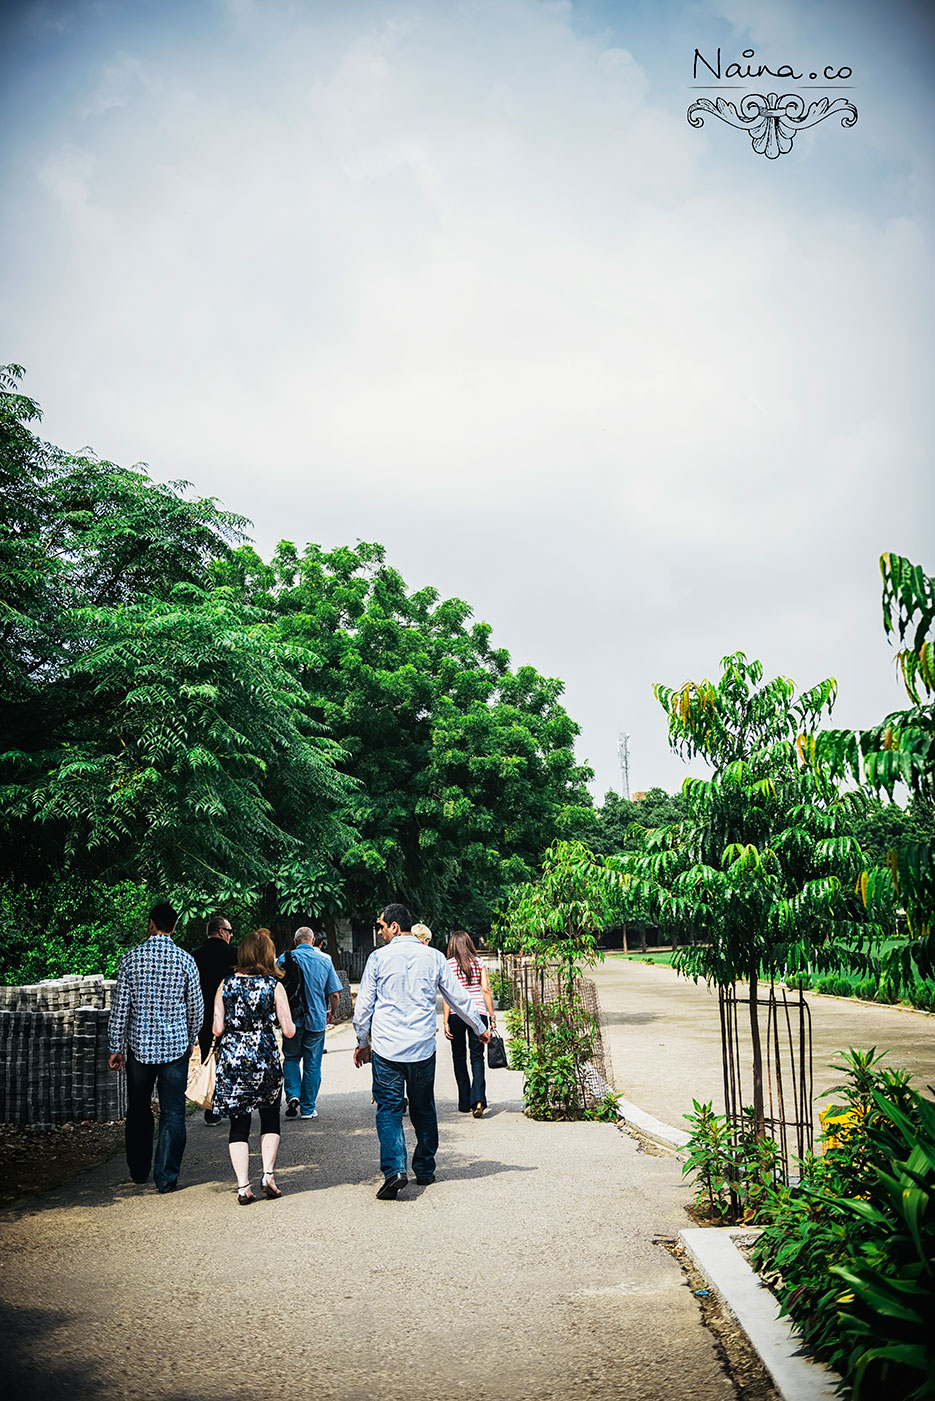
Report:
300,1110,319,1119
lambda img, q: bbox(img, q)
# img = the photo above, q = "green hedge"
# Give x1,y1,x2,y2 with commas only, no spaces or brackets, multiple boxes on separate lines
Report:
0,877,152,984
784,969,935,1012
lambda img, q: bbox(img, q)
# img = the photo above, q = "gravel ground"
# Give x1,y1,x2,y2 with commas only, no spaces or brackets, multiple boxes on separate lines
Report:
0,1121,125,1210
1,1017,739,1401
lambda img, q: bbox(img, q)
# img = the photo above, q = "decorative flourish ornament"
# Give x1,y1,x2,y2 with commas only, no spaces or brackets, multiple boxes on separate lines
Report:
687,92,858,159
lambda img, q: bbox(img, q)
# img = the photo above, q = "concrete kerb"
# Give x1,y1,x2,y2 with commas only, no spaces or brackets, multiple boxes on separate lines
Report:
615,1095,691,1151
680,1228,843,1401
612,1092,843,1401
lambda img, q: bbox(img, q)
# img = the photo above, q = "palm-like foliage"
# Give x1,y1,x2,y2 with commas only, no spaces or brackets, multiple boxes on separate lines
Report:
812,554,934,979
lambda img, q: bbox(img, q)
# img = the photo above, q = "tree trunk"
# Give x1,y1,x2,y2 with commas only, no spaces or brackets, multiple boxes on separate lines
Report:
639,927,647,954
323,916,341,969
622,924,629,953
748,965,766,1139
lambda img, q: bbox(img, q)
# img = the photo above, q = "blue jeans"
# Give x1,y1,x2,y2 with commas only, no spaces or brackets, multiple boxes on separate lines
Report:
371,1050,438,1181
125,1048,190,1190
282,1026,325,1114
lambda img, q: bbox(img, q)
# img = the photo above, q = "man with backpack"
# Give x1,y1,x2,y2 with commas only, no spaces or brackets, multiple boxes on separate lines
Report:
277,927,342,1120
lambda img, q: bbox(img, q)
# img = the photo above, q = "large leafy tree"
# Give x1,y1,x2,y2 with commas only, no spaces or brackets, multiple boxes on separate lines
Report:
813,553,934,979
594,785,688,856
215,540,594,929
1,586,354,918
605,653,877,1136
0,370,353,923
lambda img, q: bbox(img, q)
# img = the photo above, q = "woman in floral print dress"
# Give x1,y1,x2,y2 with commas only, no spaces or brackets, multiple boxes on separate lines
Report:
212,928,295,1204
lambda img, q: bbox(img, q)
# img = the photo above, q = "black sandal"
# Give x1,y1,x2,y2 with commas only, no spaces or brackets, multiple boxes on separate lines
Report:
261,1172,282,1199
236,1183,255,1205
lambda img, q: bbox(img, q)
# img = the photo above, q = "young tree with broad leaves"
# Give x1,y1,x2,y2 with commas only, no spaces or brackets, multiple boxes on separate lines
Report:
606,653,878,1138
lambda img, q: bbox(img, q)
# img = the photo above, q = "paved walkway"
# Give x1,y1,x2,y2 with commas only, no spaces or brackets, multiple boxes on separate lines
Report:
1,1017,735,1401
596,957,935,1137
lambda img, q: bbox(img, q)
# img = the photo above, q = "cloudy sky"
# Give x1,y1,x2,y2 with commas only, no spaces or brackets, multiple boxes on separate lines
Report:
1,0,932,798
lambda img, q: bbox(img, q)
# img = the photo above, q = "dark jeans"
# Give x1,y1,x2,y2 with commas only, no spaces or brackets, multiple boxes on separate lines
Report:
449,1013,489,1110
125,1047,190,1190
198,1025,215,1062
371,1050,438,1181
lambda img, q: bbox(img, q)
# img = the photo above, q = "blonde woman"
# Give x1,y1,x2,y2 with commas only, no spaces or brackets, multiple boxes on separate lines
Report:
442,931,496,1117
412,923,432,946
212,929,295,1204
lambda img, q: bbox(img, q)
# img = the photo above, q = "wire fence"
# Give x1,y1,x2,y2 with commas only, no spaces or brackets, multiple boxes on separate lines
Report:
501,955,615,1111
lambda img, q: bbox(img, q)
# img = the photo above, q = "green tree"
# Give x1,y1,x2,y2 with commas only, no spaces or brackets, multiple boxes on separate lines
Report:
0,371,353,931
215,539,594,929
606,653,877,1137
494,839,613,982
813,554,934,980
595,785,688,856
1,586,355,919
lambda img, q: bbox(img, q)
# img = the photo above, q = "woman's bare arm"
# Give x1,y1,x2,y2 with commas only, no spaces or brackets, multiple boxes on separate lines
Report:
275,980,296,1039
212,984,226,1038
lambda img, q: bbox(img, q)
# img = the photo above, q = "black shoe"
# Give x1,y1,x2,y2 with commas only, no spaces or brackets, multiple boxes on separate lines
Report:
157,1182,178,1194
285,1097,300,1119
415,1175,435,1186
376,1173,408,1200
204,1109,221,1124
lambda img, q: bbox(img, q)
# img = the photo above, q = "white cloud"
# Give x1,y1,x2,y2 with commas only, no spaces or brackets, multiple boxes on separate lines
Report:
3,0,931,794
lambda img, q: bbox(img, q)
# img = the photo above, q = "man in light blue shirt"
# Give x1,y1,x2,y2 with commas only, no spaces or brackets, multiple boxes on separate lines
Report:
277,927,342,1119
353,902,489,1199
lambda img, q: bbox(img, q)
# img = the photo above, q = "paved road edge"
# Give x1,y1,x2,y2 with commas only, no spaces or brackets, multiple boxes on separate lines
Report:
679,1228,842,1401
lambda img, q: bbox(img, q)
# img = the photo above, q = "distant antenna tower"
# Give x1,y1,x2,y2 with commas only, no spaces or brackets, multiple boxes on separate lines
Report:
617,731,631,802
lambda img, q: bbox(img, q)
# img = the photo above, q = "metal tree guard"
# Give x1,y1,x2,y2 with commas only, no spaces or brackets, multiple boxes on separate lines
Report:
718,980,814,1178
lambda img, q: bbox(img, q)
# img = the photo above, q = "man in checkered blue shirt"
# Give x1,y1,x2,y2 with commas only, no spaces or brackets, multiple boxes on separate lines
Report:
108,901,203,1193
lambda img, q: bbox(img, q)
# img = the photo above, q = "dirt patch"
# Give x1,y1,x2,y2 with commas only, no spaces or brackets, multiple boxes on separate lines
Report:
659,1236,781,1401
0,1121,125,1210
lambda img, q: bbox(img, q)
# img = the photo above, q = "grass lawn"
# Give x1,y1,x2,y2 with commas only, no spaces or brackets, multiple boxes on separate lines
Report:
607,949,677,965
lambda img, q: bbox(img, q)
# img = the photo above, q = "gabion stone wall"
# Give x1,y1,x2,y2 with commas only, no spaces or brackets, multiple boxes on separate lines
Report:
0,975,127,1128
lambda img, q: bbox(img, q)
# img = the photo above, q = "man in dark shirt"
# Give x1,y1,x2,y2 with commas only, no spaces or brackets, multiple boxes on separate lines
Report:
191,914,237,1124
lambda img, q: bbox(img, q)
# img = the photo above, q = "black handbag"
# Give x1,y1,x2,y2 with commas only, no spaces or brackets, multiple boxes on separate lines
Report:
487,1032,508,1070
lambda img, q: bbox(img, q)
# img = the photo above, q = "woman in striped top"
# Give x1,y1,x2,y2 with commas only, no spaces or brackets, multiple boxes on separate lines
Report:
443,930,496,1118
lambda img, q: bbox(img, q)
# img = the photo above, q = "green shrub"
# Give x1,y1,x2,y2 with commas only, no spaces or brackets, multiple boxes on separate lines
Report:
504,1006,526,1071
520,1002,597,1120
816,973,838,995
751,1049,935,1399
910,983,935,1012
0,876,151,983
582,1092,621,1122
856,978,878,1001
833,976,855,998
488,969,514,1009
682,1101,783,1224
